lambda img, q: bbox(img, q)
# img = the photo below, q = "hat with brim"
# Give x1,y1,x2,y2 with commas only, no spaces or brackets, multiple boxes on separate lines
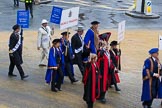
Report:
99,32,111,42
52,39,61,44
75,26,84,31
41,19,48,24
12,24,20,31
149,48,159,54
91,21,100,25
61,31,71,36
110,41,118,46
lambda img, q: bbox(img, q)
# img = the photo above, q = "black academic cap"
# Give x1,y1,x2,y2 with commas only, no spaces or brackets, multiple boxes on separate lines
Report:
52,39,61,44
91,21,100,25
110,41,118,46
61,31,71,36
12,24,20,31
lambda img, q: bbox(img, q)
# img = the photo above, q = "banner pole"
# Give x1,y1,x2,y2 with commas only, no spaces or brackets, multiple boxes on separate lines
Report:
158,34,160,49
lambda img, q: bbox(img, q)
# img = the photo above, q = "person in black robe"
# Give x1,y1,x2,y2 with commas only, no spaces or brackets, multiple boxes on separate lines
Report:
83,54,101,108
109,41,121,91
8,24,28,80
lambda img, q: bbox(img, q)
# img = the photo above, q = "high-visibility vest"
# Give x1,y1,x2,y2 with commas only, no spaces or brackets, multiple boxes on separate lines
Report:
25,0,32,3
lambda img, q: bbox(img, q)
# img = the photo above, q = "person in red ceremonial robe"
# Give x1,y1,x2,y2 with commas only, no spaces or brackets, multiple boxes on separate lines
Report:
109,41,121,91
97,41,110,103
83,54,101,108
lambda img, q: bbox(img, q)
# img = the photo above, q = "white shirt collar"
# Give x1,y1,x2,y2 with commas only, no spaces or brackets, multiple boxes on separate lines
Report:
152,57,156,61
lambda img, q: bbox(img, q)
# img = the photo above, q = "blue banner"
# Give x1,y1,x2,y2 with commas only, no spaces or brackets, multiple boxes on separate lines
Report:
17,10,29,28
50,6,63,24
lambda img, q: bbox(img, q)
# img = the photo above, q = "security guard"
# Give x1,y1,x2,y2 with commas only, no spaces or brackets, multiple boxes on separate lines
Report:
25,0,33,18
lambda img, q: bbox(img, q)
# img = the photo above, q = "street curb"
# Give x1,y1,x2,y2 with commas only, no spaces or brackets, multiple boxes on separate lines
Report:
125,11,160,19
39,0,52,4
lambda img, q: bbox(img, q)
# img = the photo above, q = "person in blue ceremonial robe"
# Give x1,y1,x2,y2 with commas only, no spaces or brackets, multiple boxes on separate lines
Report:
60,32,78,84
141,48,162,108
45,39,64,92
84,21,100,55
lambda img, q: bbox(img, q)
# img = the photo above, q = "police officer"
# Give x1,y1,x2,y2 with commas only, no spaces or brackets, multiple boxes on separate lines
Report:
8,24,28,80
25,0,33,18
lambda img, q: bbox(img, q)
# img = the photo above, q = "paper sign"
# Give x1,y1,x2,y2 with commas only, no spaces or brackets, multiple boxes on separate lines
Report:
60,7,80,30
159,35,162,50
118,20,126,43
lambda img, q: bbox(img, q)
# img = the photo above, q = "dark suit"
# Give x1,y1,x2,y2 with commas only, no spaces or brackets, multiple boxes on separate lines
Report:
25,0,33,18
71,33,84,75
8,32,25,77
14,0,19,6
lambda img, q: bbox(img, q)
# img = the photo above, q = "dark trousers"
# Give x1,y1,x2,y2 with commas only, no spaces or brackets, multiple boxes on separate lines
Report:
86,102,93,108
142,99,153,107
51,67,64,90
25,3,33,17
110,70,119,90
14,0,19,6
75,52,84,76
64,62,76,82
100,92,106,99
8,56,24,77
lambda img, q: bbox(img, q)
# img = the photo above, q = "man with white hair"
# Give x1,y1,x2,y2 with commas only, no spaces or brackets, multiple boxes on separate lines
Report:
37,19,53,66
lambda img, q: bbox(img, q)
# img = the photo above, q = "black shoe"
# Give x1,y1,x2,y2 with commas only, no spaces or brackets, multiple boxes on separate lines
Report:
8,74,17,77
109,85,113,88
100,98,106,104
115,87,121,91
56,87,62,91
142,105,147,108
21,75,29,80
39,64,46,67
51,88,57,92
31,15,33,19
71,79,79,84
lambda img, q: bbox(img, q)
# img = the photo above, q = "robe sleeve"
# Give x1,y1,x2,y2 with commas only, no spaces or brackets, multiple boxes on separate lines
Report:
37,29,42,48
143,59,151,78
84,30,91,46
84,30,96,54
47,48,57,68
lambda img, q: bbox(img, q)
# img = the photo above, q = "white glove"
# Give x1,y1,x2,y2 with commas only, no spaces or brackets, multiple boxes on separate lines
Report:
153,73,159,78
